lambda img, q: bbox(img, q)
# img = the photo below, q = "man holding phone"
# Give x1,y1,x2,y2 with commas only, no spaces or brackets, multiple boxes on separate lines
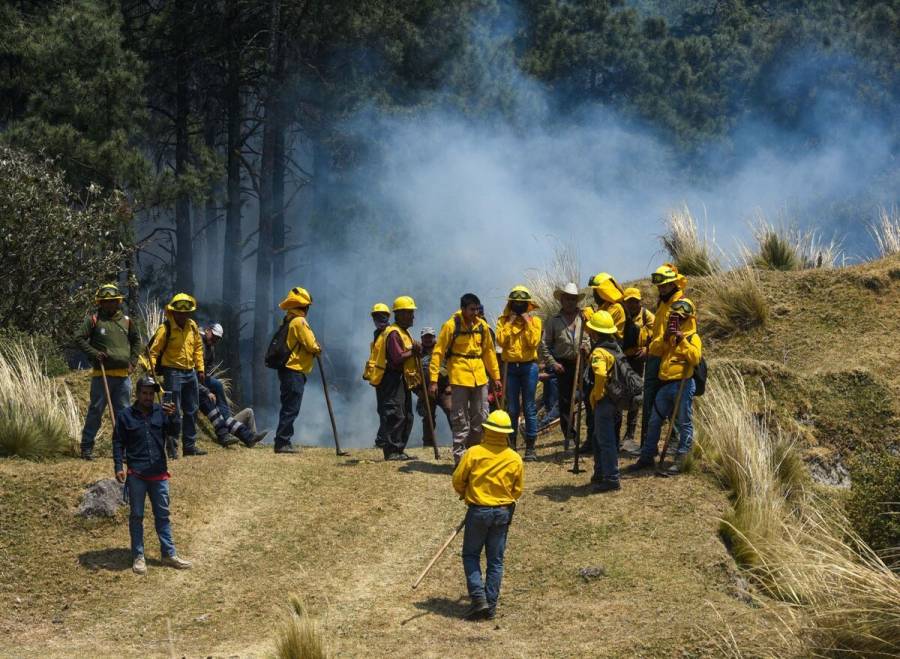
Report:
113,377,193,575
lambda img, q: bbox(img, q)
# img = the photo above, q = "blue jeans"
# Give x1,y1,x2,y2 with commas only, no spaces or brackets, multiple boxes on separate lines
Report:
592,398,619,483
505,361,538,443
161,368,199,450
205,375,230,419
81,375,131,453
126,474,175,559
276,368,307,448
462,505,511,606
641,378,696,460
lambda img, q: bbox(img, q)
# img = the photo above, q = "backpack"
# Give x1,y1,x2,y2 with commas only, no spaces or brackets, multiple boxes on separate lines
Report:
264,317,292,369
583,341,643,411
446,315,485,358
689,335,708,396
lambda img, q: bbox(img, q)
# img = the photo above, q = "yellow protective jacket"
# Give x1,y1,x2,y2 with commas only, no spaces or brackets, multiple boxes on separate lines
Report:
452,429,524,506
648,289,685,358
148,312,205,372
588,346,616,408
284,311,321,374
650,313,702,381
368,324,421,389
591,278,626,339
430,312,501,387
625,307,656,357
496,307,544,363
363,329,387,382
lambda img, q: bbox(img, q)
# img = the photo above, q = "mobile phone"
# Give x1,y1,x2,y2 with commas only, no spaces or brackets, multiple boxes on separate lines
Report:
162,391,174,406
667,315,681,334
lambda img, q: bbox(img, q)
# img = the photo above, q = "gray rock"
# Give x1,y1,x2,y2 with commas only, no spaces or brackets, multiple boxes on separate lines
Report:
578,566,606,582
77,479,125,518
808,456,851,489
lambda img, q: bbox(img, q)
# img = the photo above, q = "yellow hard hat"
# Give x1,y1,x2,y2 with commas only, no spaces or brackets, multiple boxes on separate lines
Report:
669,298,696,318
483,409,515,434
95,283,123,302
166,292,197,312
393,295,417,311
371,302,390,315
623,287,642,301
651,263,680,286
586,309,617,334
279,287,312,310
507,285,533,302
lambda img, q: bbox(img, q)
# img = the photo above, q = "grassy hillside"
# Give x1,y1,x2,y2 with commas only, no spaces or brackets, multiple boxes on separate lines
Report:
2,256,899,657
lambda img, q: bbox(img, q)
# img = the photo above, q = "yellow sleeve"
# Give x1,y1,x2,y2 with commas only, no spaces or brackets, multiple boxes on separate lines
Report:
193,323,205,372
452,452,470,497
589,349,610,407
676,333,702,367
511,459,524,500
298,320,321,355
147,324,166,366
611,304,626,339
482,323,501,381
430,321,452,384
495,316,511,349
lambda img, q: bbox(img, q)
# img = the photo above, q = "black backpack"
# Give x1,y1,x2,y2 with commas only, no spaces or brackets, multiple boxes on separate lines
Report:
690,335,708,396
583,341,643,411
264,317,292,369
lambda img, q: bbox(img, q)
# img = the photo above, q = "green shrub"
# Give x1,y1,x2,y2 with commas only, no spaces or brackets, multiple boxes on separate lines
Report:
660,205,720,276
275,596,328,659
846,451,900,559
753,228,801,271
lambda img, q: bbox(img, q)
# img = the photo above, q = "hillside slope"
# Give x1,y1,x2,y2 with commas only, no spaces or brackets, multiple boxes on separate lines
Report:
0,443,784,658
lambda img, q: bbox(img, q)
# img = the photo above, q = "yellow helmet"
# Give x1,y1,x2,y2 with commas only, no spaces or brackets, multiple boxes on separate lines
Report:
483,409,514,434
166,292,197,312
586,309,617,334
623,287,642,301
507,285,533,302
393,295,417,311
95,283,123,302
371,302,390,315
651,263,680,286
279,287,312,310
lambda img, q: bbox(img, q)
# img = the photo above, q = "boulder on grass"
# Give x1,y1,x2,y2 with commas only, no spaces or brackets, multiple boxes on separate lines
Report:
77,479,125,518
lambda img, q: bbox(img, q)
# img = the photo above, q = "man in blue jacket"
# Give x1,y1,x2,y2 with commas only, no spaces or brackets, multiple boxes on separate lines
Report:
113,377,193,575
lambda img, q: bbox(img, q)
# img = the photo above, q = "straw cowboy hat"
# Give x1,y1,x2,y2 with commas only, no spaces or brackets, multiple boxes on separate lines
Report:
553,282,585,302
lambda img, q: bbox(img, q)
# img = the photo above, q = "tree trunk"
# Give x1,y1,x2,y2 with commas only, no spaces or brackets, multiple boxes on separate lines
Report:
222,0,243,401
251,0,282,405
204,118,221,302
174,0,193,293
272,105,286,300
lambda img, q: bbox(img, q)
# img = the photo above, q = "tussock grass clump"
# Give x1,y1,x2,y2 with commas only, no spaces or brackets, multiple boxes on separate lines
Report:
869,206,900,257
660,205,720,276
748,220,843,271
274,596,328,659
524,239,580,320
697,267,768,337
0,342,80,459
137,299,164,347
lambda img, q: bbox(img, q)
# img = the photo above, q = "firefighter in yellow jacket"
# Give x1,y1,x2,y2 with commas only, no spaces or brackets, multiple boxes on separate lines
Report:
274,287,321,454
430,293,502,464
367,296,421,461
148,293,206,458
495,285,550,461
584,310,621,492
621,287,655,452
363,303,391,451
452,410,524,621
629,297,702,474
641,263,688,447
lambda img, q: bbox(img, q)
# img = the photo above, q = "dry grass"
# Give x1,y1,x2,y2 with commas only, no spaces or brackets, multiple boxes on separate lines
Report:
869,206,900,257
524,239,581,319
136,298,164,347
747,219,843,271
696,266,769,337
660,205,720,276
696,367,900,657
274,596,328,659
0,342,80,459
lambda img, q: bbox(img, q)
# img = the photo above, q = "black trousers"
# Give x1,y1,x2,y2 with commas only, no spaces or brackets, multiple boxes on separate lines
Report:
556,358,577,439
377,370,413,455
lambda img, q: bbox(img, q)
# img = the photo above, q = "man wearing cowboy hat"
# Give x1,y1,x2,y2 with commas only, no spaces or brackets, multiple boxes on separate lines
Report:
541,282,591,442
74,283,141,460
148,293,206,457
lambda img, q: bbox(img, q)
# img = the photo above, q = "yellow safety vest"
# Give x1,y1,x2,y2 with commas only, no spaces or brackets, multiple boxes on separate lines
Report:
363,330,387,383
368,325,421,389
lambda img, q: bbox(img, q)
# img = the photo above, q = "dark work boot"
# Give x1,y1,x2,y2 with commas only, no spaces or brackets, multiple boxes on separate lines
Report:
166,436,179,460
243,430,269,448
182,446,208,456
80,450,94,461
524,437,537,462
216,434,240,448
625,456,655,472
274,444,297,454
465,597,490,620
